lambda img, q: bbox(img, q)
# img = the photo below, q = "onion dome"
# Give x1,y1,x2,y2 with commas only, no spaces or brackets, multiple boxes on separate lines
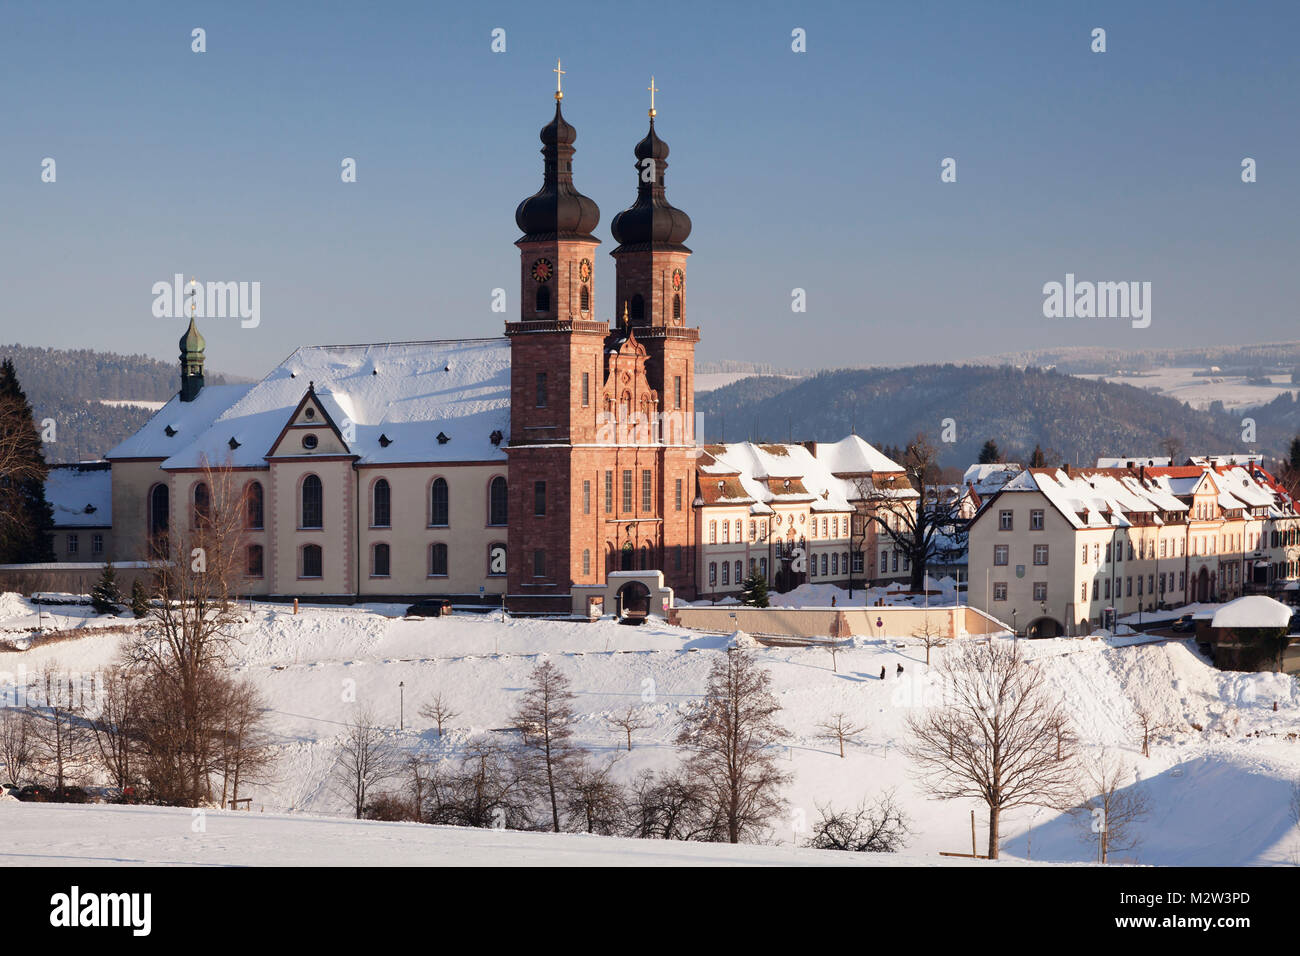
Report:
179,315,205,357
610,119,692,252
515,102,601,242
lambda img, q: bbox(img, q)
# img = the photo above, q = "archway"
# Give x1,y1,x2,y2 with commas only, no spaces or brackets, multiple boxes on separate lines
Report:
1026,616,1062,639
616,581,651,622
1196,567,1211,602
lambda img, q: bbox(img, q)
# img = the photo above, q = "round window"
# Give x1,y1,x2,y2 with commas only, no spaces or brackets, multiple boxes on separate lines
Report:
305,408,316,420
302,434,318,450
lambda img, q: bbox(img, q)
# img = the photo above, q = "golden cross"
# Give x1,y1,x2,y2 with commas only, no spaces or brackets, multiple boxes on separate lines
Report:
554,59,565,100
648,76,658,117
187,276,198,316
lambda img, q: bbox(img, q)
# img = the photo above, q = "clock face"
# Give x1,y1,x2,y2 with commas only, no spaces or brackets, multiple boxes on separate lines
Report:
578,258,592,283
531,258,553,283
671,268,684,291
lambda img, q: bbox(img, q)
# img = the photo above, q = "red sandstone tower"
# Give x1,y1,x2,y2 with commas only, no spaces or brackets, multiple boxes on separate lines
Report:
506,72,698,610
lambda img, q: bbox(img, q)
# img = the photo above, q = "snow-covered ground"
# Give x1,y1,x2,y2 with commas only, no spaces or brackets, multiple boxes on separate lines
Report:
3,597,1300,865
1076,367,1298,411
0,802,1011,867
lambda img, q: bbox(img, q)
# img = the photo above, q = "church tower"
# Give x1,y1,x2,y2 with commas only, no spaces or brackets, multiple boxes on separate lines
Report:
179,316,205,403
505,69,700,611
505,64,611,611
609,79,699,596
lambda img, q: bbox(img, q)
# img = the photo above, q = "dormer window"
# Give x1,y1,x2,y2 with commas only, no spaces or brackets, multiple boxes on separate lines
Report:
378,434,392,448
437,432,450,445
164,425,177,437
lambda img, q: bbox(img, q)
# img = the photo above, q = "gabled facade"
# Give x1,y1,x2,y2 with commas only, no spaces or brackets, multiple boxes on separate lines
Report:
968,462,1300,636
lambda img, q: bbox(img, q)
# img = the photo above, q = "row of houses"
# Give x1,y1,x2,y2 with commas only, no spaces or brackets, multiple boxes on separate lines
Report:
965,457,1300,636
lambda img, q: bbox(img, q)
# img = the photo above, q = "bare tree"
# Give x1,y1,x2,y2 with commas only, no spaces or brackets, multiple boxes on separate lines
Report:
29,661,91,792
805,790,911,852
816,712,866,758
676,649,791,844
561,757,627,835
1073,749,1150,863
87,665,144,794
1132,701,1168,758
404,754,430,822
423,736,532,830
418,693,459,739
853,433,966,592
127,460,249,805
606,703,652,751
333,707,401,819
214,677,275,808
511,660,584,832
0,705,35,786
626,768,714,841
913,619,946,666
906,639,1079,860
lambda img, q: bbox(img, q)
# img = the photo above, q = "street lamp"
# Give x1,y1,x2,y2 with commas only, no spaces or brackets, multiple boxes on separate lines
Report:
1012,608,1018,641
399,681,405,731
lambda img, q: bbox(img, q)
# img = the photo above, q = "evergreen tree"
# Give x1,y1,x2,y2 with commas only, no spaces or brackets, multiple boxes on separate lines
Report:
130,577,150,618
978,440,1001,464
740,571,770,608
1290,434,1300,470
0,358,55,562
1029,444,1047,467
91,563,123,613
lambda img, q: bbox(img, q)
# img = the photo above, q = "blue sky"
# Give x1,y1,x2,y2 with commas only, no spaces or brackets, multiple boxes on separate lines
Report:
1,0,1296,378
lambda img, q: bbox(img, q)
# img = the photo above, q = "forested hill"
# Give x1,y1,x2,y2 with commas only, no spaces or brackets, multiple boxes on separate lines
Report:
0,344,242,464
696,364,1292,467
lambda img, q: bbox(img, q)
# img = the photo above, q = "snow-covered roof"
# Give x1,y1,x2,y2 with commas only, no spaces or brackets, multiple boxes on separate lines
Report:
44,463,112,527
1096,456,1171,469
1211,595,1293,629
989,462,1291,531
962,463,1023,500
110,339,511,469
808,435,905,475
106,384,252,460
699,437,912,515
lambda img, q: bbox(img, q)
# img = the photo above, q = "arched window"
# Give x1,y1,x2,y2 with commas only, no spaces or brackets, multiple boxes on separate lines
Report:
641,544,650,570
247,544,264,577
580,285,590,312
373,543,390,577
488,476,508,526
372,478,391,528
301,544,322,578
535,285,550,313
247,481,264,529
301,475,323,529
193,482,210,528
429,542,449,577
630,294,644,324
621,541,634,571
672,294,681,321
430,477,449,526
148,484,169,538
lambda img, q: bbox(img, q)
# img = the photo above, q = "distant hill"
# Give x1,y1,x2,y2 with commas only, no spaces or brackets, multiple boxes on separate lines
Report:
696,364,1294,467
0,344,243,464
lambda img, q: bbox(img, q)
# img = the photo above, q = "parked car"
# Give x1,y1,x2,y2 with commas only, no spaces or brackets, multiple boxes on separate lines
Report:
405,599,452,618
1171,614,1196,633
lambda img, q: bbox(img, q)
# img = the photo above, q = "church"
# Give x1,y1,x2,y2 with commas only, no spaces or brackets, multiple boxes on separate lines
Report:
102,75,911,612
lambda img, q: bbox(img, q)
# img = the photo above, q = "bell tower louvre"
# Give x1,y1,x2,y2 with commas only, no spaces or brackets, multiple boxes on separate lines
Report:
505,68,699,611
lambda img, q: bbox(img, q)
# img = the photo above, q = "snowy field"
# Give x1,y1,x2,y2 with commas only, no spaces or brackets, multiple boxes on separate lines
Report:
1076,367,1298,411
3,598,1300,866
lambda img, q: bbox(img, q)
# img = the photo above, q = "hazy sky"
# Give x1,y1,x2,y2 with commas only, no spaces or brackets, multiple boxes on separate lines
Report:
2,0,1296,380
